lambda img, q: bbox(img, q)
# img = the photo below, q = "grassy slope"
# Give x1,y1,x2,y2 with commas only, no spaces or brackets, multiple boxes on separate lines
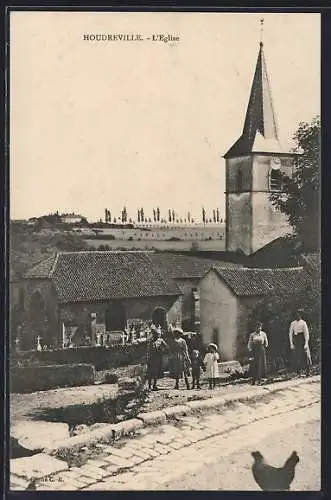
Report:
10,223,91,281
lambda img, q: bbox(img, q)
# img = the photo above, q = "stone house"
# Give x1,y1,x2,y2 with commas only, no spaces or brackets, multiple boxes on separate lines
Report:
19,251,182,349
199,265,311,361
150,252,243,331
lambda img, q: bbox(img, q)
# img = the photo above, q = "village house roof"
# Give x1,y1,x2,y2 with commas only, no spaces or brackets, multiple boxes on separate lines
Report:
211,266,310,297
150,252,243,280
24,251,181,303
299,252,321,277
247,236,303,268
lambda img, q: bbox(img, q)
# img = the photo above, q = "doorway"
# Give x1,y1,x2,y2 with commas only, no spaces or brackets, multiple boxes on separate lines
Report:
152,307,167,329
105,302,127,331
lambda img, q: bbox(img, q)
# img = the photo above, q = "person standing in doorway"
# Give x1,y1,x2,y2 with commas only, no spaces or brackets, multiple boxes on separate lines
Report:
248,322,268,385
289,310,312,377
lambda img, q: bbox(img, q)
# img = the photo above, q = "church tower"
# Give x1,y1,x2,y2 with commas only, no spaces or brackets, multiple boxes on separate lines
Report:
224,23,296,255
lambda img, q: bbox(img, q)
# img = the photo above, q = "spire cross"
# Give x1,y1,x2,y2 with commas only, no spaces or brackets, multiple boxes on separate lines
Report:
260,18,264,45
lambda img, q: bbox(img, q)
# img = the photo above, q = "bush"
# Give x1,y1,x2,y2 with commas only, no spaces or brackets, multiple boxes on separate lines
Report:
190,241,200,251
249,279,320,372
11,363,95,393
97,244,113,251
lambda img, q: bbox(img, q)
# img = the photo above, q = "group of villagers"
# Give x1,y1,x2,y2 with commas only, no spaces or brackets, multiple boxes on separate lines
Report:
146,325,219,391
147,308,312,390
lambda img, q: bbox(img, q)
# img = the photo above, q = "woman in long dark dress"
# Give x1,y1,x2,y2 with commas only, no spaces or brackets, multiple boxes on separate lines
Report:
146,327,168,391
248,322,268,385
171,327,191,389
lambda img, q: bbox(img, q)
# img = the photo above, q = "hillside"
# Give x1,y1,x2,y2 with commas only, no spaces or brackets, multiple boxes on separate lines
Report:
10,222,226,280
10,223,91,281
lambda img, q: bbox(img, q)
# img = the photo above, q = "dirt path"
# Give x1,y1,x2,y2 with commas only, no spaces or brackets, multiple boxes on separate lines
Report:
10,374,316,425
10,384,118,423
140,378,254,412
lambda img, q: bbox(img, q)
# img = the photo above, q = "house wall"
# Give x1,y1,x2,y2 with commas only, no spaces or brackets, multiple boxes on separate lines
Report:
10,281,26,342
59,295,182,344
19,278,60,349
174,277,200,327
236,296,262,359
10,281,20,308
199,270,238,361
167,296,183,325
20,278,182,348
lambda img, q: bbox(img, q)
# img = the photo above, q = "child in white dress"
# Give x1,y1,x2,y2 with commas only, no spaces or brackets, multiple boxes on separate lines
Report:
203,343,220,389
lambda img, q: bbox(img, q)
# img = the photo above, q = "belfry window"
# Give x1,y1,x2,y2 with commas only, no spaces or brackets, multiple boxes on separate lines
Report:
236,169,243,192
270,169,283,191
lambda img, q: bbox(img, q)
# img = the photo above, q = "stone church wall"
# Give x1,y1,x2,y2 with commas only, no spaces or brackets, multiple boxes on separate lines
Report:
227,193,252,255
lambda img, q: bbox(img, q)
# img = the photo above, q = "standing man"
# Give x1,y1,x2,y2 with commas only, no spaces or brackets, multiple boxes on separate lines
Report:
289,310,312,377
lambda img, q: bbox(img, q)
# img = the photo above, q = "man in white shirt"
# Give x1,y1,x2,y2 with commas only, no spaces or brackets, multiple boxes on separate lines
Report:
289,310,312,377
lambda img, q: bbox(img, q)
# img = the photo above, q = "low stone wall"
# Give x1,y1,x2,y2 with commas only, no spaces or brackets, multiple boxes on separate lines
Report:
12,343,148,371
11,364,96,394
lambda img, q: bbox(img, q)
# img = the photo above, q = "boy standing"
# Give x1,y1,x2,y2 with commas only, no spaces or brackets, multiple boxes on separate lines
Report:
191,349,205,389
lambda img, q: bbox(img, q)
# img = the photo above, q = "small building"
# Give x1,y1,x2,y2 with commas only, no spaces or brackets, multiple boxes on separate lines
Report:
60,213,86,224
199,265,311,361
150,252,243,330
247,236,303,268
19,251,182,349
26,217,39,226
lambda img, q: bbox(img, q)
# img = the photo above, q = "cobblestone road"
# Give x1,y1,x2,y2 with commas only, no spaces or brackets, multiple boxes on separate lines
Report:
19,378,319,491
162,412,320,490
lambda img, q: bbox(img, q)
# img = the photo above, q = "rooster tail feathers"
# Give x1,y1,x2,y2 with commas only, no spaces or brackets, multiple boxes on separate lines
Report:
285,451,300,466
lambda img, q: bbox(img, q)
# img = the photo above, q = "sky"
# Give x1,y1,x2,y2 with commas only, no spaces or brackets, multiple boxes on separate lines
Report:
10,12,320,222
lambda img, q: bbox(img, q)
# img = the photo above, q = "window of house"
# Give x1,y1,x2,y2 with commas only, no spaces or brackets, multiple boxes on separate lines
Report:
270,169,283,191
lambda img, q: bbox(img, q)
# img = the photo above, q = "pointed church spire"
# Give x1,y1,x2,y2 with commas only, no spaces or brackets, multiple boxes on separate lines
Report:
224,20,283,158
260,17,264,44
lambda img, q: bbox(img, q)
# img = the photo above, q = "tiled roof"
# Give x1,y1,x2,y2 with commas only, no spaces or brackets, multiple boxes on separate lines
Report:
212,266,310,296
24,254,58,279
24,251,181,303
248,236,302,268
150,252,242,279
299,252,320,276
